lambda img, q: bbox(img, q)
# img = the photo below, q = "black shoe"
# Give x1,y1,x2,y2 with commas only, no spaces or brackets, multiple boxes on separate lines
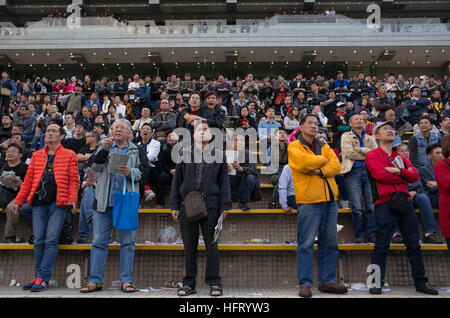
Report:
4,236,16,243
415,283,439,295
28,235,34,245
268,201,277,209
369,287,382,295
239,202,250,211
77,236,91,244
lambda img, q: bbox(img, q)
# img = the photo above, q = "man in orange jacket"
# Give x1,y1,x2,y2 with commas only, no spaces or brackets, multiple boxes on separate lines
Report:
288,114,347,298
12,122,79,292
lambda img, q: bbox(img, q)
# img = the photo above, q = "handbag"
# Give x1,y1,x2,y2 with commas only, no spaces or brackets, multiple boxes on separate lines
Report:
112,171,140,230
1,88,11,96
389,189,410,215
183,165,213,222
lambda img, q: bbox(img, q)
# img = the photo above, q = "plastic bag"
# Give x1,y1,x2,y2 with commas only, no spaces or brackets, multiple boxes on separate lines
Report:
159,226,178,243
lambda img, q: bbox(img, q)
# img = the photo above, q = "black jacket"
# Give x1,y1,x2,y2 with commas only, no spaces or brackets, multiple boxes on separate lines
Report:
169,147,232,212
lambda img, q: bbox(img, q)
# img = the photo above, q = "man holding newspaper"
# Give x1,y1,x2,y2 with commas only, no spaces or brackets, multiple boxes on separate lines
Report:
365,121,438,296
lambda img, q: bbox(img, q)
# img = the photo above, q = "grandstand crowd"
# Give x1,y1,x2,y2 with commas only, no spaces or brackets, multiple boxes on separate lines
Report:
0,69,449,294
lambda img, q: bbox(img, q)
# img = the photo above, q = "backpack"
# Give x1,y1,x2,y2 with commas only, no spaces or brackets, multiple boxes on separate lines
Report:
59,222,74,244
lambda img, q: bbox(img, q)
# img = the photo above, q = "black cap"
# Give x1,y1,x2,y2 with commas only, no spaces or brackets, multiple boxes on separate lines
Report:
409,85,420,93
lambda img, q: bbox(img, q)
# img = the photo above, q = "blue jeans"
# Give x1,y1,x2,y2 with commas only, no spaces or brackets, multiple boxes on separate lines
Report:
88,207,136,284
78,186,95,237
394,193,438,235
371,202,428,286
32,202,68,282
414,193,438,234
287,195,297,210
344,168,377,239
334,175,348,201
20,203,33,230
297,201,339,287
31,134,42,150
446,238,450,257
231,174,256,203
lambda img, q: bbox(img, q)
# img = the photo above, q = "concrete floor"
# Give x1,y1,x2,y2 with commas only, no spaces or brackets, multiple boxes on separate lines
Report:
1,286,449,298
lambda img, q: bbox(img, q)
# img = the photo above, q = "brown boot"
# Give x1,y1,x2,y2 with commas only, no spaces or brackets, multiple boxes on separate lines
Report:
299,285,312,298
318,282,348,294
423,233,442,244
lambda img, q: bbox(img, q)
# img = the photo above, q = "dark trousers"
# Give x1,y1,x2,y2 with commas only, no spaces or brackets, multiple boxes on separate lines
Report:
179,207,221,289
0,96,10,114
231,174,256,203
371,202,428,286
156,172,172,206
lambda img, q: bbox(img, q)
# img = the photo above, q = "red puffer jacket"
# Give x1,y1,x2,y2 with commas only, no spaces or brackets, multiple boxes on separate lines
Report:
434,158,450,238
365,146,419,205
14,144,79,207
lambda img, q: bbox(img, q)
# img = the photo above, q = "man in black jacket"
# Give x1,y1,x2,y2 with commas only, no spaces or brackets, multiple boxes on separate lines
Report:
204,91,226,129
0,114,13,142
228,134,257,211
169,121,231,297
155,132,178,208
179,92,213,134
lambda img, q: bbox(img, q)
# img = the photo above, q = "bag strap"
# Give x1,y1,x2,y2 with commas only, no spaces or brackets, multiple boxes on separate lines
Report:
201,164,214,197
122,169,135,194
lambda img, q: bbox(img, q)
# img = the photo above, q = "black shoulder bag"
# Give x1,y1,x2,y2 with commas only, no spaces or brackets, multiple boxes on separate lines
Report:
182,165,214,222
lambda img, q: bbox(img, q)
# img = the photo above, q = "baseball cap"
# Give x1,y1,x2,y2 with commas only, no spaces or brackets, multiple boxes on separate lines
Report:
336,101,345,108
374,121,395,135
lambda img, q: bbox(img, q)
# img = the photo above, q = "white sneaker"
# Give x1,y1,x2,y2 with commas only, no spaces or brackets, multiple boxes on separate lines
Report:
145,189,156,201
340,200,350,209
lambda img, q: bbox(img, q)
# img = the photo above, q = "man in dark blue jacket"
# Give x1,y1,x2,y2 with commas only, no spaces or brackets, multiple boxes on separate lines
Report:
406,86,431,126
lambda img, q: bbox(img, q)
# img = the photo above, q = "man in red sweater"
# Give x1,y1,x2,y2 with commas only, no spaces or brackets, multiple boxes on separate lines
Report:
365,121,438,296
12,123,79,292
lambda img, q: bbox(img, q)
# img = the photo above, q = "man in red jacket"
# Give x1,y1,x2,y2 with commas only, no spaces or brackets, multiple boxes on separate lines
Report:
365,121,438,295
12,123,79,292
